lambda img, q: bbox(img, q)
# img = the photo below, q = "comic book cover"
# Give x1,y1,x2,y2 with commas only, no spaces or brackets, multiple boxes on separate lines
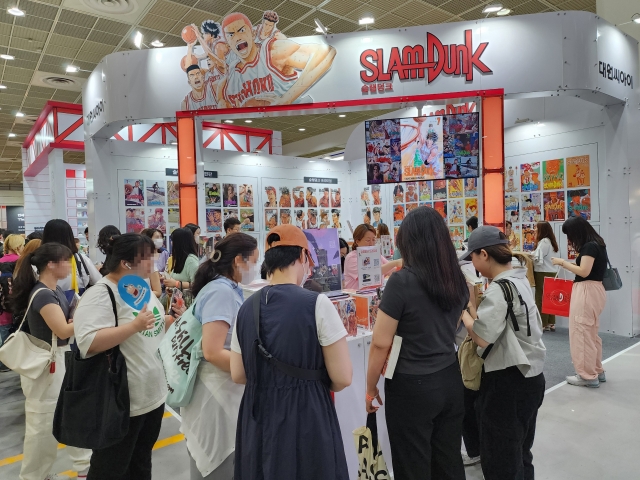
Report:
294,209,306,228
205,183,221,206
239,184,254,207
520,162,541,192
293,186,305,208
307,209,319,229
567,155,590,187
543,191,566,221
124,179,144,207
332,297,357,337
405,182,419,202
318,188,331,208
464,178,478,197
520,193,542,223
125,208,145,233
264,209,278,231
567,189,591,220
543,159,564,190
448,199,464,224
306,187,318,208
393,185,404,204
239,209,255,230
510,224,521,251
146,181,166,206
448,179,463,198
168,207,180,224
264,185,277,208
147,208,166,234
167,181,179,206
206,208,222,232
393,205,405,226
400,117,444,182
223,184,238,207
319,209,330,229
505,166,519,193
419,181,432,201
450,226,465,250
278,186,292,207
505,195,520,223
434,201,447,220
332,188,342,207
522,224,537,252
465,198,478,221
433,180,448,200
361,186,371,207
279,208,291,226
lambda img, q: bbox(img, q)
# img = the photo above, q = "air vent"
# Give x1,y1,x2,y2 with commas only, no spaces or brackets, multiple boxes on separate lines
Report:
82,0,137,14
515,118,531,124
42,76,77,88
32,71,85,92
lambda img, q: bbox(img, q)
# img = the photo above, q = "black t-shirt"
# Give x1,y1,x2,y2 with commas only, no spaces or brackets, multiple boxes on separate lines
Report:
26,282,70,346
575,242,608,282
379,268,465,375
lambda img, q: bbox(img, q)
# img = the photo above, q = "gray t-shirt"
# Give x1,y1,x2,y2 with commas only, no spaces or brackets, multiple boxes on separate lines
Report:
26,282,70,346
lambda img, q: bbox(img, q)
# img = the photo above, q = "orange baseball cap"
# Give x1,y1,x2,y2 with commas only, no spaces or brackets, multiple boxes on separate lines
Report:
266,225,314,266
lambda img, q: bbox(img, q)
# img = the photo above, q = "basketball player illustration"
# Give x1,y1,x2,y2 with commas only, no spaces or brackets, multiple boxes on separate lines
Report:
254,10,286,44
181,64,217,111
218,12,336,108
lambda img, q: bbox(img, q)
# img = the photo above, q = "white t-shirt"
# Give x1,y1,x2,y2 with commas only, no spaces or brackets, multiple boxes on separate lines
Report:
231,293,347,353
57,253,102,291
74,278,168,416
533,237,559,274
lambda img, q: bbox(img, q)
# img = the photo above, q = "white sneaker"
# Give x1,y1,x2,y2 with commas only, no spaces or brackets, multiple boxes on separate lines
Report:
462,451,481,466
44,475,67,480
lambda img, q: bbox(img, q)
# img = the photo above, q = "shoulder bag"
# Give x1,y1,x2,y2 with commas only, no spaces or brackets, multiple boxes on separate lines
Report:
0,288,56,379
53,284,130,450
602,251,622,291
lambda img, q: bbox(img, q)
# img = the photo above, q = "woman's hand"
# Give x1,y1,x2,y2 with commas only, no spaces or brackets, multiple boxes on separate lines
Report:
132,304,156,332
551,257,564,267
171,303,187,318
366,387,383,413
164,277,178,288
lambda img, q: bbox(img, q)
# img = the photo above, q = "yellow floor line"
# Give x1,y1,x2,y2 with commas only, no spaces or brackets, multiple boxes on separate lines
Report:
163,411,172,419
0,444,65,467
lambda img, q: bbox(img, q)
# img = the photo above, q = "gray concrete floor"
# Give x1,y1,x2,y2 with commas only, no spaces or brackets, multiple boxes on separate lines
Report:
1,341,639,479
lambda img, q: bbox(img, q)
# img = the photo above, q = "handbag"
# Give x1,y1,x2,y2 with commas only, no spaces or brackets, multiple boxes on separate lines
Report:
458,335,484,391
157,301,203,408
603,252,622,291
53,285,130,450
542,270,573,317
352,413,390,480
0,288,56,379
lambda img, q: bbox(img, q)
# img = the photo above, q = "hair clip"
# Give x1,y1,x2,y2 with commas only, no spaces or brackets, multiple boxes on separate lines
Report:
211,250,222,262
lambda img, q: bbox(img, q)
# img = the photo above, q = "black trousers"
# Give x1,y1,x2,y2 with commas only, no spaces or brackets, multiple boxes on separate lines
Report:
87,404,165,480
462,387,481,458
385,361,465,480
478,367,545,480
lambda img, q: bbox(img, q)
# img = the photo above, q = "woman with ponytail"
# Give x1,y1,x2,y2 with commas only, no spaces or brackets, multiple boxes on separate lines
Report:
10,243,92,479
181,232,259,480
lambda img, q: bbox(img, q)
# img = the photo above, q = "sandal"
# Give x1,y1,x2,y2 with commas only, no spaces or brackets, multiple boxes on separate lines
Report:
549,325,556,332
543,326,550,332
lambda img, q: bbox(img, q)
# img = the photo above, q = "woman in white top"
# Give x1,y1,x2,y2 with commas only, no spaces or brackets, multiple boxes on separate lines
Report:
532,221,559,331
182,233,259,480
74,233,172,479
42,219,101,298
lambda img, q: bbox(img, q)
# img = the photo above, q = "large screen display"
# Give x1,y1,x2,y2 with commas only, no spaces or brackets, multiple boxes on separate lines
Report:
365,112,480,184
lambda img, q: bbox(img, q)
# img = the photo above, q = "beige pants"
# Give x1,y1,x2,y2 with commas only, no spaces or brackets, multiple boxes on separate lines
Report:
569,281,606,381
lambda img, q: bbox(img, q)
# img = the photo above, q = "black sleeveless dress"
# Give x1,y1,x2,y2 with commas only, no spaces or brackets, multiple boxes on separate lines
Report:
234,284,348,480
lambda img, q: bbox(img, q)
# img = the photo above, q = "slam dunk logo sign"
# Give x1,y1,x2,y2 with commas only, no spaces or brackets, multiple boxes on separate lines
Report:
359,30,491,93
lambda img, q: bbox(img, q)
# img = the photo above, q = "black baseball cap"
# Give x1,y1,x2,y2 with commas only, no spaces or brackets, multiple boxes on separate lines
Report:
461,226,509,261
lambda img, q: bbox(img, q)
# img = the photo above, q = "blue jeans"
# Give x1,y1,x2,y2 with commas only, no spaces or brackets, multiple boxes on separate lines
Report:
0,323,11,370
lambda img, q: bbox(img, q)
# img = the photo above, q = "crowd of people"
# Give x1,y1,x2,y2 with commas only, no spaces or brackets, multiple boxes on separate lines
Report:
0,209,611,480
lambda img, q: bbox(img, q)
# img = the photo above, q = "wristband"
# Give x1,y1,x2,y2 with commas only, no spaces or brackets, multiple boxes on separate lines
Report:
366,391,377,402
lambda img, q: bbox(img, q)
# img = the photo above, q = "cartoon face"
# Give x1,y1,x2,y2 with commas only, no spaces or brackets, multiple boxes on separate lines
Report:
332,211,339,223
224,19,254,59
187,68,204,90
281,212,291,224
268,215,277,229
262,19,276,37
267,189,276,204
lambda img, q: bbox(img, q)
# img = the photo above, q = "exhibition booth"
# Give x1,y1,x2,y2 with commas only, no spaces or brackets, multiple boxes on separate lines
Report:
20,8,640,478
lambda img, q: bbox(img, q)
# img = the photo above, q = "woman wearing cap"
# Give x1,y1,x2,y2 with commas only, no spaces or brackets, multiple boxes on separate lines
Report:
460,226,546,480
343,224,401,290
230,225,352,479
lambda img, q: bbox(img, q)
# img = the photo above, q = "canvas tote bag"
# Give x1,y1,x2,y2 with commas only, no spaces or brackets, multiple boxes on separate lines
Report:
353,413,390,480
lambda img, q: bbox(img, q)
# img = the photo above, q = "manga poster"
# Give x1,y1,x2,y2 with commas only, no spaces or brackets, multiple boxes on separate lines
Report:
331,188,342,207
307,209,319,229
406,203,419,214
520,162,541,191
449,226,465,250
522,224,536,252
264,185,277,207
543,191,566,221
419,201,433,209
393,205,405,226
543,159,564,190
333,297,357,336
294,209,306,228
392,185,404,204
205,183,221,206
567,189,591,220
433,180,447,200
371,207,383,228
434,201,447,220
448,179,463,198
147,208,166,234
362,207,372,226
520,193,542,223
167,181,180,206
125,208,145,233
366,119,401,184
361,186,371,207
405,182,419,202
505,195,520,224
331,209,342,229
264,209,278,231
223,209,238,222
146,181,166,206
464,178,478,197
293,186,305,207
418,181,432,201
400,117,444,182
318,187,331,208
465,198,478,221
279,208,291,226
125,179,144,207
505,166,519,193
239,184,254,207
567,155,590,187
168,208,180,224
303,228,342,293
206,208,222,232
510,224,521,251
448,199,464,225
223,184,238,207
239,209,255,230
319,209,330,228
306,187,318,208
443,113,480,179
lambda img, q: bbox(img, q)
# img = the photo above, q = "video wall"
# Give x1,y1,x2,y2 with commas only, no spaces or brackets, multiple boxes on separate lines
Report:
365,113,479,184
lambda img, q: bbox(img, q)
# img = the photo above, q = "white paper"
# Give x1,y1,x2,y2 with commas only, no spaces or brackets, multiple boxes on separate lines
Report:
357,245,383,290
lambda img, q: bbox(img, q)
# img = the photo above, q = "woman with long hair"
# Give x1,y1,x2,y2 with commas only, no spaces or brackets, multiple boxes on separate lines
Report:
182,233,259,479
0,234,25,361
140,228,163,298
96,225,121,276
338,238,349,273
366,207,470,479
15,238,41,272
164,227,200,291
10,243,92,479
42,219,101,297
533,222,559,331
342,224,401,290
74,234,171,478
552,216,608,387
461,227,545,479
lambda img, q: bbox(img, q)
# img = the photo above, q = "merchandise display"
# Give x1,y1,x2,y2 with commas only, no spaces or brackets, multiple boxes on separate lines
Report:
352,290,383,331
332,297,358,337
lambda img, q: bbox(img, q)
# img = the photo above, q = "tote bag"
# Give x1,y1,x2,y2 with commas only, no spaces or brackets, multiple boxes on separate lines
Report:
353,413,390,480
542,271,573,317
53,285,130,450
0,288,56,379
157,302,203,408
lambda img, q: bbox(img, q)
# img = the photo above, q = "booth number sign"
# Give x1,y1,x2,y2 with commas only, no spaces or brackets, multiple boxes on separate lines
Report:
165,168,218,178
304,177,338,184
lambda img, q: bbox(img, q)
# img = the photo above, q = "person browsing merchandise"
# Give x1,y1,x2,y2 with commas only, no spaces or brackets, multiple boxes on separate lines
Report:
343,224,401,290
532,222,559,332
224,217,242,235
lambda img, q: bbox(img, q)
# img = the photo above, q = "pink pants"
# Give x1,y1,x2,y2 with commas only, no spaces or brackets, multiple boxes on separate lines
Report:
569,281,606,380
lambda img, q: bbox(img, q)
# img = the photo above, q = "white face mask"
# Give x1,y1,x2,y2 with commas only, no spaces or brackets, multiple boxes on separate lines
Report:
194,235,200,244
239,262,259,285
153,238,164,249
299,257,310,288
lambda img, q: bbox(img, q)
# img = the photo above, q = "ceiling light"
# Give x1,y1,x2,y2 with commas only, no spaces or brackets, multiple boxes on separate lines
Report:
151,40,164,47
7,7,24,16
170,141,177,145
8,133,15,137
0,54,14,60
15,112,24,117
359,17,374,25
0,85,6,89
244,120,252,123
496,8,511,16
483,4,503,13
224,120,233,124
134,31,143,49
633,14,640,24
338,114,346,118
66,65,79,73
309,160,315,163
314,18,327,34
298,128,306,131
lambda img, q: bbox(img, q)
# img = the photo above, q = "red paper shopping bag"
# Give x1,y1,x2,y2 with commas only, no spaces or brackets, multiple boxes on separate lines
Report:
542,276,573,316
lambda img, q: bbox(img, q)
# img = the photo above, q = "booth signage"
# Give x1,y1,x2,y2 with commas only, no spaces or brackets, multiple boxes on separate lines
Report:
204,170,218,178
6,206,25,234
598,61,633,89
304,177,338,184
85,99,105,126
166,168,217,178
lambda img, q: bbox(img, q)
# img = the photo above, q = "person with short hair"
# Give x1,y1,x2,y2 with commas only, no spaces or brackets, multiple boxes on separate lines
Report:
230,225,352,479
466,216,478,232
224,217,242,235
